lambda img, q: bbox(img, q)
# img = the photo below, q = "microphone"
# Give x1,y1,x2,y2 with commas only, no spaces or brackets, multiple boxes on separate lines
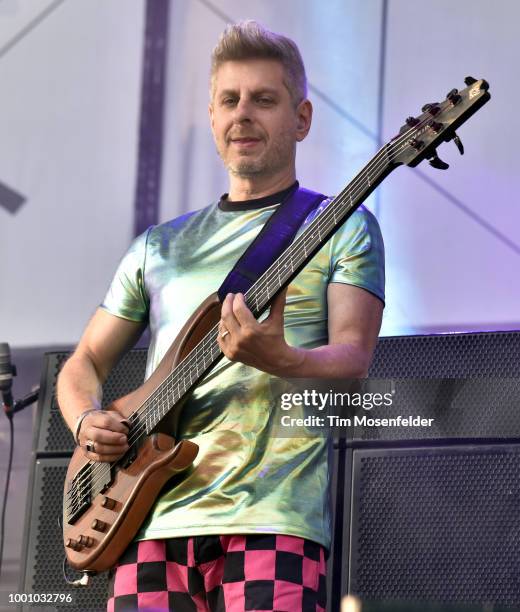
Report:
0,343,16,413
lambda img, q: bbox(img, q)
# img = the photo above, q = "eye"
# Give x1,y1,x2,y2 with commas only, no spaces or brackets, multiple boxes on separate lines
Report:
257,96,274,106
221,97,237,107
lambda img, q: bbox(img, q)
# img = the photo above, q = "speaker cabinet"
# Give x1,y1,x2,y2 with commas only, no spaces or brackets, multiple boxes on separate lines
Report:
349,445,520,604
20,350,148,611
21,457,109,611
341,330,520,607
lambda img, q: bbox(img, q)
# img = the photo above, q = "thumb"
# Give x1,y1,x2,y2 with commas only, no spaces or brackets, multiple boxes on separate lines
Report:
116,417,131,432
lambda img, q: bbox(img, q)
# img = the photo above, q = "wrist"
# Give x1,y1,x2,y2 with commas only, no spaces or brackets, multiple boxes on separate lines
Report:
272,345,306,377
73,408,100,445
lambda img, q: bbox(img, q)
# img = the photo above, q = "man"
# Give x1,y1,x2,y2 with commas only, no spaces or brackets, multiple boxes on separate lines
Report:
57,20,384,612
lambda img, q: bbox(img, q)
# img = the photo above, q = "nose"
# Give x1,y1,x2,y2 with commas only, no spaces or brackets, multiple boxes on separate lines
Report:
232,97,253,123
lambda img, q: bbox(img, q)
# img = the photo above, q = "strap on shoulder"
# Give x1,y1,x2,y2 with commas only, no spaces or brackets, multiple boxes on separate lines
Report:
218,185,327,301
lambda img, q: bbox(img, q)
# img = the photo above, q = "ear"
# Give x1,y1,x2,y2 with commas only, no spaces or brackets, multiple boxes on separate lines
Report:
208,102,215,136
295,99,312,142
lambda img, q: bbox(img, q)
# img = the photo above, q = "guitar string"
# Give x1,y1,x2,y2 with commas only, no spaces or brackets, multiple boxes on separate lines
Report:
64,115,437,512
64,116,431,512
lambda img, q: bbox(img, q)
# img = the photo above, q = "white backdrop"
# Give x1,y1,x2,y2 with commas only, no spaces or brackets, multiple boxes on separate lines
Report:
0,0,518,347
381,0,519,333
0,0,144,347
161,0,519,337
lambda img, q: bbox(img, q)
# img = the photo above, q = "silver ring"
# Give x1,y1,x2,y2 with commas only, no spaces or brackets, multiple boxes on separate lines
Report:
86,439,96,453
220,329,230,339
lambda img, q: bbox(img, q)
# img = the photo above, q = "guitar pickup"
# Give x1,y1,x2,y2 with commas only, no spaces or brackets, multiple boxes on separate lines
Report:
119,444,138,468
65,473,92,525
99,462,114,493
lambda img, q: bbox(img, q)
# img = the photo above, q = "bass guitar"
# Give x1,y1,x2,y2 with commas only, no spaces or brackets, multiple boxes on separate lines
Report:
63,77,491,572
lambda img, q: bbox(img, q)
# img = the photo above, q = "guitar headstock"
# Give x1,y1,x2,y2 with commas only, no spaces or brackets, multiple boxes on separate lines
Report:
389,77,490,169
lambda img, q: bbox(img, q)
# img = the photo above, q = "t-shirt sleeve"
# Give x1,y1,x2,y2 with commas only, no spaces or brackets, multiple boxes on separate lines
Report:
329,206,385,304
99,228,152,322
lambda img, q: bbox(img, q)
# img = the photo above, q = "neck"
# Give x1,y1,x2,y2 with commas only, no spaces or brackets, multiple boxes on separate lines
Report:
227,167,296,201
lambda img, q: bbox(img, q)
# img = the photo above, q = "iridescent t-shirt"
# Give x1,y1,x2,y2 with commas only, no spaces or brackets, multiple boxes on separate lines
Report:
101,187,385,550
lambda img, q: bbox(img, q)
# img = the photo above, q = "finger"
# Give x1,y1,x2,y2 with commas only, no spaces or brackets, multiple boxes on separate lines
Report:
220,293,241,334
217,327,233,356
218,319,230,338
79,441,128,463
84,412,129,434
82,426,128,446
232,293,257,327
265,288,288,324
84,440,128,456
103,413,130,433
82,448,128,463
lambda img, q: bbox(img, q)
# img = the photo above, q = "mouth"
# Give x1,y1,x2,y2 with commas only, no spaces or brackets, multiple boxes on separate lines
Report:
229,136,262,147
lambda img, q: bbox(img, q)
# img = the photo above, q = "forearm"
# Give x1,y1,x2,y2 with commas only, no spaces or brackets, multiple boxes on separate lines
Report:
218,288,381,380
275,343,371,379
56,352,104,432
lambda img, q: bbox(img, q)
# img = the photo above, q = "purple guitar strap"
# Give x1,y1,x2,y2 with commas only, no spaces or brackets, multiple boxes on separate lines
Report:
218,183,327,302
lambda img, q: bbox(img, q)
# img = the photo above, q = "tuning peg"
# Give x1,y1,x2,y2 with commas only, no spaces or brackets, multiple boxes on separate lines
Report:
422,103,440,115
427,150,449,170
463,76,490,91
406,116,419,127
428,120,443,133
452,132,464,155
446,89,461,105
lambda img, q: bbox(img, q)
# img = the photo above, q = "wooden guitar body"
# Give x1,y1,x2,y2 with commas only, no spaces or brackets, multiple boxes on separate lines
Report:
63,293,222,572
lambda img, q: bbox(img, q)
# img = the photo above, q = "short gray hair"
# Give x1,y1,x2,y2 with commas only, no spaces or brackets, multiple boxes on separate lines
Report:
210,20,307,106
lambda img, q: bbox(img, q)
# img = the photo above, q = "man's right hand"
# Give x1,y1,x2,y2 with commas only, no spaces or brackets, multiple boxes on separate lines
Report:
56,308,146,462
77,410,130,462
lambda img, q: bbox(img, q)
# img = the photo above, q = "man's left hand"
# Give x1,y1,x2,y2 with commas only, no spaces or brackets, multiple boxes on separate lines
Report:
217,290,302,376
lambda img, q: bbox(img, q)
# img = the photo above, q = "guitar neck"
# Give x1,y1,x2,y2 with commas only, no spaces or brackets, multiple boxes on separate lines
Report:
131,146,394,437
246,147,393,317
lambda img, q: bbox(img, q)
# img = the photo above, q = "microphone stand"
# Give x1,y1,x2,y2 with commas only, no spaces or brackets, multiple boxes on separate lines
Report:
4,389,40,418
0,371,39,581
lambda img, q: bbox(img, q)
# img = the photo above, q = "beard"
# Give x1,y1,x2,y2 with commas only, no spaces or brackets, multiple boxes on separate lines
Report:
218,135,296,178
227,158,268,177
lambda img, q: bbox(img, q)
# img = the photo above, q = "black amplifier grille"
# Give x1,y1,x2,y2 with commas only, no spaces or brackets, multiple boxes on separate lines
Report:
24,459,108,611
38,350,148,454
350,446,520,605
370,331,520,377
